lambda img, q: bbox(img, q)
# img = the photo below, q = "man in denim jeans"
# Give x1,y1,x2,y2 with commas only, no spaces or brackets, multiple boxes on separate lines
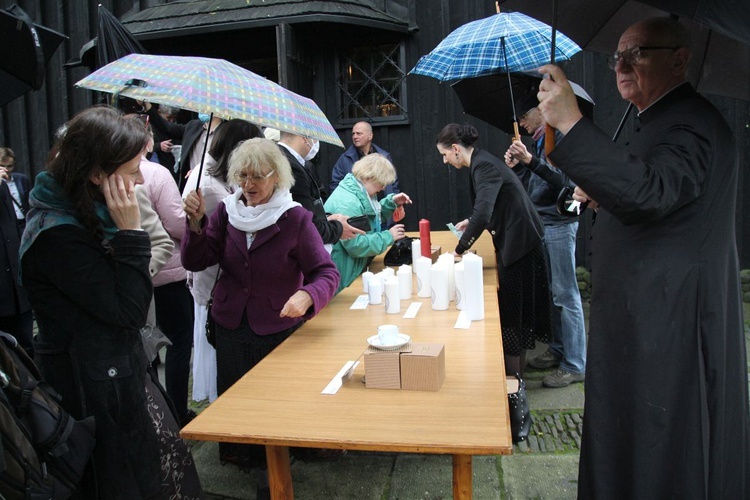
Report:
504,91,586,388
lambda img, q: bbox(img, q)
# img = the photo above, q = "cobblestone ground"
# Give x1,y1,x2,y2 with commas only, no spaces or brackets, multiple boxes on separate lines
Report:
515,410,584,454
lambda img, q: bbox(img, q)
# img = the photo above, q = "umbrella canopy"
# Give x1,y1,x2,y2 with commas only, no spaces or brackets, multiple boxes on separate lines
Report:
75,54,343,147
409,11,581,82
65,5,146,70
0,4,67,106
452,72,594,136
497,0,750,101
96,5,146,69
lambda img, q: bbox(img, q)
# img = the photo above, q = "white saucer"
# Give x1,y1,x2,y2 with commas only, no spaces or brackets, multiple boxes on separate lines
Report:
367,333,410,351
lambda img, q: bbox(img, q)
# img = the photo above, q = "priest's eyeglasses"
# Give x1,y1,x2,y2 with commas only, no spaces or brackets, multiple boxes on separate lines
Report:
607,46,678,69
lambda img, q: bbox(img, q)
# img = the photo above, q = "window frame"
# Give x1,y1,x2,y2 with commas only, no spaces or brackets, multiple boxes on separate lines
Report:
334,41,409,127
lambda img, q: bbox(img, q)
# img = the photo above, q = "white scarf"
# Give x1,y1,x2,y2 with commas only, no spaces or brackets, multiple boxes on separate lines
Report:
224,188,300,234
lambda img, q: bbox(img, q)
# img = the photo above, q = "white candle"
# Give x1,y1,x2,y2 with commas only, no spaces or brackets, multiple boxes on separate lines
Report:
430,263,449,310
362,271,374,293
384,277,400,314
454,261,465,310
397,265,412,300
462,253,484,321
438,253,456,302
368,275,383,305
381,267,395,279
411,240,421,272
415,256,432,298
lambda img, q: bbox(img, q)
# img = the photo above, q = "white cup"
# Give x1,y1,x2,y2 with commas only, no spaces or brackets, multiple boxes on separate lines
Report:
377,324,399,345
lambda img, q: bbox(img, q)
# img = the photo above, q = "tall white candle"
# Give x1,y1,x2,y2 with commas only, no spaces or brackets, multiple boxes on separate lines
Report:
438,253,456,302
430,263,449,310
362,271,374,293
397,265,412,300
415,256,432,298
411,240,421,272
384,277,401,314
462,253,484,320
381,267,395,279
368,275,383,305
454,261,465,310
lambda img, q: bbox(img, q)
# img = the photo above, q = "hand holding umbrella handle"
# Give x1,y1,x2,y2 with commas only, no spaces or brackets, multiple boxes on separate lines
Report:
556,186,589,217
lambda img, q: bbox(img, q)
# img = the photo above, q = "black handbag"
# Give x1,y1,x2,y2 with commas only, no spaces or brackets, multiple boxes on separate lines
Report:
383,236,414,266
205,269,220,348
507,373,531,443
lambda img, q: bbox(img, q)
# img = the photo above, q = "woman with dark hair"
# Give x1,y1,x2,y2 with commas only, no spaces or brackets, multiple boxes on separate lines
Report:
20,107,204,499
182,118,263,404
436,123,551,377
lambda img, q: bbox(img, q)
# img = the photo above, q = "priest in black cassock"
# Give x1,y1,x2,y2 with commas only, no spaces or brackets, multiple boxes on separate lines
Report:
536,17,749,499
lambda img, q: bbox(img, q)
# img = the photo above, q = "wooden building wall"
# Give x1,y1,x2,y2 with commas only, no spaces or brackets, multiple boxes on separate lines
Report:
1,0,748,267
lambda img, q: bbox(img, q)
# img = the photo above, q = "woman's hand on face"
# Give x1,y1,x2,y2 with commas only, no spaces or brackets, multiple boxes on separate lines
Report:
102,174,141,231
389,223,406,241
183,189,206,228
280,290,313,318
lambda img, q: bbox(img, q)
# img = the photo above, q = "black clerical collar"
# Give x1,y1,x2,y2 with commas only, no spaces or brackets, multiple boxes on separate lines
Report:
637,82,694,125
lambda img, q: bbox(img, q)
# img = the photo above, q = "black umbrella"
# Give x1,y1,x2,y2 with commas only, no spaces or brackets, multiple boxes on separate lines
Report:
498,0,750,102
64,5,146,71
95,6,146,69
0,4,67,106
452,72,594,136
498,0,750,216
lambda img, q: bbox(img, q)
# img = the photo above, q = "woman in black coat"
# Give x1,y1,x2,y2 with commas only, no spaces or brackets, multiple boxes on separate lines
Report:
20,107,204,499
436,123,551,376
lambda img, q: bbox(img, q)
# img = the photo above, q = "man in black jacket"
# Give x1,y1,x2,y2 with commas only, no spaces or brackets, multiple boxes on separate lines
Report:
0,178,32,355
537,17,749,498
145,103,223,190
277,132,363,246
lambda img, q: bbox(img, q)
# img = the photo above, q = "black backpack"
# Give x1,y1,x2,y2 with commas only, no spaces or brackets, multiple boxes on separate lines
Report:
0,331,96,500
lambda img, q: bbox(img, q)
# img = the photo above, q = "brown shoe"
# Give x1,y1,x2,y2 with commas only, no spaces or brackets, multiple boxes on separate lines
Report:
528,348,562,369
542,368,585,388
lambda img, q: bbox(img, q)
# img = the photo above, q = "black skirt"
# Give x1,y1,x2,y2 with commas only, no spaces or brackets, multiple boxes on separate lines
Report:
214,317,303,470
496,242,552,356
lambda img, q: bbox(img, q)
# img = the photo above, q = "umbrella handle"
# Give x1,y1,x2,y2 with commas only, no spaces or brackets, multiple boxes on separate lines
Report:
513,122,521,142
544,124,555,156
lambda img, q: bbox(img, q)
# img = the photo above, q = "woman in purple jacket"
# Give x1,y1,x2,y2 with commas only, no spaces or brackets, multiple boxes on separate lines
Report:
182,138,339,491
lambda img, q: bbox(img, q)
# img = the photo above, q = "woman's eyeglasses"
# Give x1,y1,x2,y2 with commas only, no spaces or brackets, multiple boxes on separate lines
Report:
237,170,275,184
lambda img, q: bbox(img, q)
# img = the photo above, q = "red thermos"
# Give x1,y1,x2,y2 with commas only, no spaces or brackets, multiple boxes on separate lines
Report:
419,219,431,258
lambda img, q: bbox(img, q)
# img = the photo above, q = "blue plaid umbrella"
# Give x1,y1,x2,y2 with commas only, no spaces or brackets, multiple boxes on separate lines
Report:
409,12,580,82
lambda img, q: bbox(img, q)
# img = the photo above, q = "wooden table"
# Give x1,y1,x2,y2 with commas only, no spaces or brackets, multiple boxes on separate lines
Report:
182,231,512,499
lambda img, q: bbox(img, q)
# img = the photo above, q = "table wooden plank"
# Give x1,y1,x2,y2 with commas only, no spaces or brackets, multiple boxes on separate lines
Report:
182,232,511,457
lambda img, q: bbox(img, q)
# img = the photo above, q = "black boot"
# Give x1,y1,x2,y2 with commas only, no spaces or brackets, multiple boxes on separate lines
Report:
507,373,531,443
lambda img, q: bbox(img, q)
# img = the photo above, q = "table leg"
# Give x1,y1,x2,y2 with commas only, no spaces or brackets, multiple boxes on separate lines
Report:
452,454,472,499
266,445,294,499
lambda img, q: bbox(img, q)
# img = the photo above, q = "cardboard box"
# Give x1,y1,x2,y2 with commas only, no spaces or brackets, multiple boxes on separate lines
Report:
400,343,445,391
364,344,411,389
430,245,441,263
